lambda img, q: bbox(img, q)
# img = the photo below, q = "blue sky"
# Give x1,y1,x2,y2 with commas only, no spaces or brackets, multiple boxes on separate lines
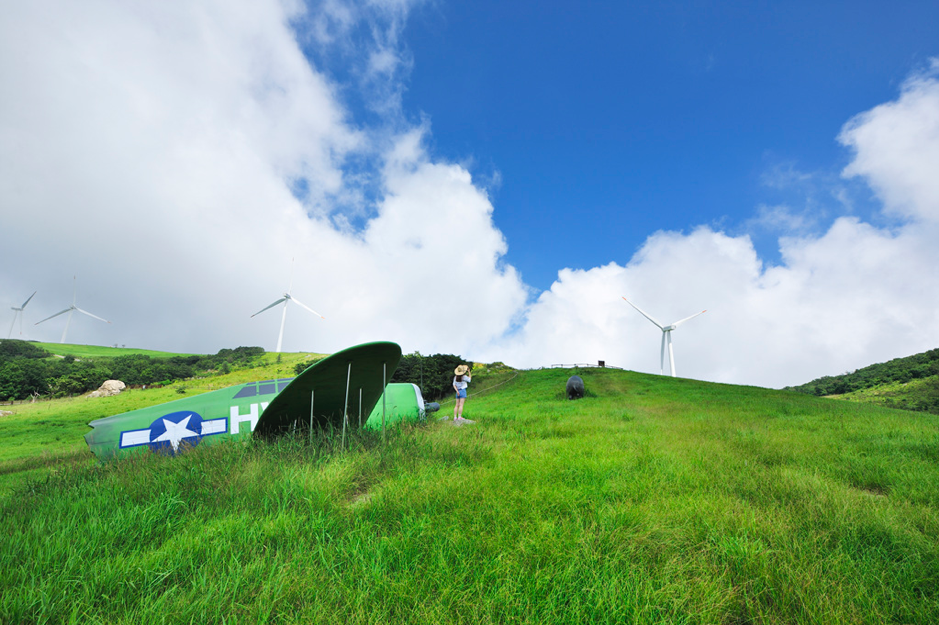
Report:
390,1,937,287
2,0,938,387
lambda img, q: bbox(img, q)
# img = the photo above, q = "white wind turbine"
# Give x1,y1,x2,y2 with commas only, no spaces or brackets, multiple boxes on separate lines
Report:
8,291,37,339
35,277,111,344
622,296,706,378
251,263,324,353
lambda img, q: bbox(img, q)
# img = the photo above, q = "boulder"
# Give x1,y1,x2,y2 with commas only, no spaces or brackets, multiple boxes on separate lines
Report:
89,380,126,398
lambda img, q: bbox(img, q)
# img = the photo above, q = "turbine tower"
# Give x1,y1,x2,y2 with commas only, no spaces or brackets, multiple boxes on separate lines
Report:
622,296,705,377
8,291,37,339
35,277,111,344
251,262,324,353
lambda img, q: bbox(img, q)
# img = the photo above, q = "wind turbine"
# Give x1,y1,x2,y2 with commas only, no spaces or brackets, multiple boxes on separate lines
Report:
251,263,324,353
622,296,706,378
8,291,37,339
35,277,111,344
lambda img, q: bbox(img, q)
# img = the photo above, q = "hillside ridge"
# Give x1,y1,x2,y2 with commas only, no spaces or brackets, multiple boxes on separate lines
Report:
785,347,939,414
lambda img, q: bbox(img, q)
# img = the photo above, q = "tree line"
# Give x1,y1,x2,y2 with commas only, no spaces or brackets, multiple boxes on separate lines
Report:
389,352,470,401
785,348,939,396
294,351,470,401
0,340,264,400
785,347,939,414
1,340,472,403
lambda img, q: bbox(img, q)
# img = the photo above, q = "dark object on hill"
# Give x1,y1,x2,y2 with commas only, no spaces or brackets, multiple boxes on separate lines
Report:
566,375,585,400
425,402,440,413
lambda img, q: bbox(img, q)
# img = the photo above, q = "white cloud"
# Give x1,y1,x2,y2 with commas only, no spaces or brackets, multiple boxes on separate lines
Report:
1,1,936,391
491,63,939,387
0,0,524,359
746,204,817,235
839,60,939,224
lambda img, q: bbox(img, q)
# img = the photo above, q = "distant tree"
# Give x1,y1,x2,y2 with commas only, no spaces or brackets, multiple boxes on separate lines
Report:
392,352,470,400
787,348,939,397
0,362,25,401
16,359,50,398
0,339,49,360
0,343,270,400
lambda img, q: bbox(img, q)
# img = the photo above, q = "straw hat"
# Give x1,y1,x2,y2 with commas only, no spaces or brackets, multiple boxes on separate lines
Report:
454,364,469,376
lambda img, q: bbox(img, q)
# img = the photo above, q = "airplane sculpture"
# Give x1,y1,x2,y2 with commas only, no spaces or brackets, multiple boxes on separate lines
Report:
83,341,427,460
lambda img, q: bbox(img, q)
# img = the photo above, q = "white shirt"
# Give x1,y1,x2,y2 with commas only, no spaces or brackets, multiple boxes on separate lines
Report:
453,375,471,390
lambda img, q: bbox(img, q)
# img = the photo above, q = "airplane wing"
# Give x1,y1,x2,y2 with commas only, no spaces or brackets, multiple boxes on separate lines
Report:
256,341,401,435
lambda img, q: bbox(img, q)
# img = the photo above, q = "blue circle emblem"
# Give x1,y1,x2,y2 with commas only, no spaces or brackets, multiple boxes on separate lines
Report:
147,410,206,455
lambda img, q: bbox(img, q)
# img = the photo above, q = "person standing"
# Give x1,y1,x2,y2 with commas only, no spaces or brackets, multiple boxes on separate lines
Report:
453,364,471,422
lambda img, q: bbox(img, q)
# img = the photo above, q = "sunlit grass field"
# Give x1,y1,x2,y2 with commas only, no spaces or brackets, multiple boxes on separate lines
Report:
0,351,321,491
32,342,198,359
834,374,939,414
2,366,938,623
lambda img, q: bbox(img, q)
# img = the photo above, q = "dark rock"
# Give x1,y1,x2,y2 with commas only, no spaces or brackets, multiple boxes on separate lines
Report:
566,375,585,400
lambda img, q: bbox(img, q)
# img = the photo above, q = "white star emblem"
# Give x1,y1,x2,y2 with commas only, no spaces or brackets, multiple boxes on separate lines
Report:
152,414,199,452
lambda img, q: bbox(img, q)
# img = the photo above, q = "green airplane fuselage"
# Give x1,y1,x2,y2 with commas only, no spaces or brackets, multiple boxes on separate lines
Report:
84,341,407,460
85,378,294,459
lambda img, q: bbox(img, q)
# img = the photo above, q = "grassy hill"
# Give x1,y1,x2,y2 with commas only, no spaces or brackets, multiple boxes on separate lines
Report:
32,341,199,359
834,375,939,413
785,348,939,416
0,350,321,490
2,366,939,623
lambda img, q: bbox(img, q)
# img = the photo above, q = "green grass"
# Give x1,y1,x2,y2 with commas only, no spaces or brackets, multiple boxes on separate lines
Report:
32,342,199,359
2,367,938,623
833,374,939,414
0,352,321,491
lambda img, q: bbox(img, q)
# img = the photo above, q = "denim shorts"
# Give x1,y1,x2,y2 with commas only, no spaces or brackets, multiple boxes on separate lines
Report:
456,389,467,399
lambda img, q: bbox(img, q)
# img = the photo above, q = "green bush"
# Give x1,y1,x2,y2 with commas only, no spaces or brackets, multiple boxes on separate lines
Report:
391,352,470,400
0,339,49,359
787,348,939,397
0,341,267,400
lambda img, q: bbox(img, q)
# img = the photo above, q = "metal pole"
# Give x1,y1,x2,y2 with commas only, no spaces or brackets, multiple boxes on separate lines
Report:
309,390,314,442
342,362,351,450
358,388,362,428
382,362,387,442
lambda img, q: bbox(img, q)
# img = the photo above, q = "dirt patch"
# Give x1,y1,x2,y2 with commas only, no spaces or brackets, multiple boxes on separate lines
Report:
351,492,372,506
857,483,888,498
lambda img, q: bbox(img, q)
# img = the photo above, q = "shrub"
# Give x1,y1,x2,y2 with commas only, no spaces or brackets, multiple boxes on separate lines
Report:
391,352,470,400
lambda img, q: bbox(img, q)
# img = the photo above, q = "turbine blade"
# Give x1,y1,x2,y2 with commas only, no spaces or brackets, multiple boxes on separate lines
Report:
35,308,73,325
75,307,111,324
672,309,707,328
21,291,37,309
622,296,664,329
289,297,325,319
251,298,286,317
